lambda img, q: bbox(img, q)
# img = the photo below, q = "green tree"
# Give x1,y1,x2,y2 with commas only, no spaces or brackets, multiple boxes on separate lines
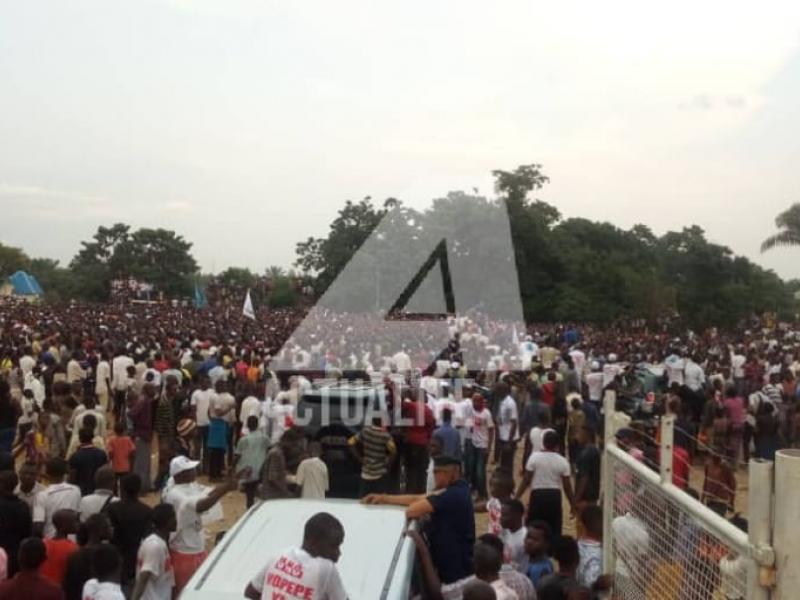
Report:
0,242,31,277
70,224,197,300
762,203,800,252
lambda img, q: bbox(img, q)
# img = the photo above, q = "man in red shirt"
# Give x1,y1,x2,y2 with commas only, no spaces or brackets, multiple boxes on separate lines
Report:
401,389,435,494
0,537,65,600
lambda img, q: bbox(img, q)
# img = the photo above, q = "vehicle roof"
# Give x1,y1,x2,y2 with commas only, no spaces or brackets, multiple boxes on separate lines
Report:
183,498,414,600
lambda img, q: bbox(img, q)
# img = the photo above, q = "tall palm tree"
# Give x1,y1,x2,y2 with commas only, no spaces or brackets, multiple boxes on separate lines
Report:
265,265,285,279
761,203,800,252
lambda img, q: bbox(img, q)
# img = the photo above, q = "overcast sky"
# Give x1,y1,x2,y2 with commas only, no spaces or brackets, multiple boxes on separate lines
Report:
2,1,800,280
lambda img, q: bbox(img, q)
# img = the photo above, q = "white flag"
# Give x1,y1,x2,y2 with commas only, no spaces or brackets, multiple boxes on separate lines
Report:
511,324,519,347
243,289,256,320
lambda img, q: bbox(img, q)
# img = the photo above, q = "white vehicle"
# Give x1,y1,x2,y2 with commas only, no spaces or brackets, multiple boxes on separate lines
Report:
182,498,416,600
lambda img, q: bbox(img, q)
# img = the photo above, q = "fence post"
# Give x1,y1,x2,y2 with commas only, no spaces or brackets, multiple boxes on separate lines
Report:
659,414,674,485
747,459,773,600
602,390,616,575
774,449,800,599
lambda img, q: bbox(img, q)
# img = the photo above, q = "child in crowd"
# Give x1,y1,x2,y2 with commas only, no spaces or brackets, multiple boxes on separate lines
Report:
476,469,515,536
576,506,610,594
289,441,329,500
41,509,79,585
234,416,270,508
82,543,125,600
524,520,554,588
500,499,528,572
536,536,586,599
107,421,135,493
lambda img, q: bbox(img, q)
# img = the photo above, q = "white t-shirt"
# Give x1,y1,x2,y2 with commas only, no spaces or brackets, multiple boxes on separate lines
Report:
191,389,214,427
501,527,528,572
664,356,686,387
602,363,623,388
731,354,746,379
136,533,175,600
524,451,570,490
96,360,111,394
585,372,604,402
249,547,347,600
240,396,262,432
165,483,205,554
19,354,36,377
684,361,705,392
528,427,555,454
210,392,236,424
112,355,134,391
470,408,494,449
33,481,81,538
82,579,125,600
78,490,119,522
497,396,519,442
294,457,329,500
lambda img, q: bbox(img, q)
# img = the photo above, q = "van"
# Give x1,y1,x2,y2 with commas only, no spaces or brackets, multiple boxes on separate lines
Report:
182,498,416,600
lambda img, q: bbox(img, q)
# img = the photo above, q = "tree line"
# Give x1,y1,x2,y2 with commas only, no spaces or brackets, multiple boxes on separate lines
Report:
1,163,798,327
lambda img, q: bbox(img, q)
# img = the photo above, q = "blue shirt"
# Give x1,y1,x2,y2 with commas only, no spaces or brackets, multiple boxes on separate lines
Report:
426,479,475,584
526,557,554,587
433,423,462,459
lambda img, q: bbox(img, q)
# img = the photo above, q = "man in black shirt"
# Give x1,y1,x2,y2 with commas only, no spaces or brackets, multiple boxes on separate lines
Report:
363,454,475,584
574,426,600,509
0,470,33,576
68,428,108,496
107,473,153,589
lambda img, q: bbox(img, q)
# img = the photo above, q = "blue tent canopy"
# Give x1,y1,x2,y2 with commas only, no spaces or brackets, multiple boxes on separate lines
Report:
7,270,44,296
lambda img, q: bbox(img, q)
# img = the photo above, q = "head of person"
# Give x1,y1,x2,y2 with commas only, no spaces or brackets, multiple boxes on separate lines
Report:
0,469,18,494
152,503,177,534
473,540,503,582
170,456,200,484
500,499,525,532
113,421,125,436
200,375,210,390
53,508,79,537
94,466,115,492
92,543,122,583
462,580,497,600
471,393,485,412
79,427,94,446
18,537,47,572
489,469,514,500
18,462,38,493
432,455,461,490
441,408,453,425
302,512,345,563
84,512,113,544
525,520,552,559
308,441,322,458
552,535,580,574
580,505,603,540
543,430,560,452
214,379,227,394
119,473,142,500
246,415,259,432
45,456,68,483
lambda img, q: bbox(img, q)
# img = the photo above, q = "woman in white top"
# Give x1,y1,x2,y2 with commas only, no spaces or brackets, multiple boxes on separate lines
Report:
514,430,574,537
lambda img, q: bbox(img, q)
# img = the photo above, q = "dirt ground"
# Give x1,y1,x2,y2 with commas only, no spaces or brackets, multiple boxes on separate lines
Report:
139,446,750,551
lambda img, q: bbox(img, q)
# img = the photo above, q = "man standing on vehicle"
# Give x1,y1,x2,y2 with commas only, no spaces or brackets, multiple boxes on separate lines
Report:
363,454,475,584
244,512,348,600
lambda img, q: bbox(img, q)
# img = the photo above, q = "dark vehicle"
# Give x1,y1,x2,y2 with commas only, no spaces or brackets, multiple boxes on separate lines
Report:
298,383,389,498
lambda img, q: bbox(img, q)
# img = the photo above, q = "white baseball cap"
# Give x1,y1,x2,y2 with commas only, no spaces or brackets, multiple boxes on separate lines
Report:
169,456,200,477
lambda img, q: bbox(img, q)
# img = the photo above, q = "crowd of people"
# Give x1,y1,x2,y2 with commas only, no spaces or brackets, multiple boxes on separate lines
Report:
1,295,800,598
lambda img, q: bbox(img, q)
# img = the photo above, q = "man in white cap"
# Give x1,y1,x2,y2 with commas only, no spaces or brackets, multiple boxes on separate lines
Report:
164,456,237,595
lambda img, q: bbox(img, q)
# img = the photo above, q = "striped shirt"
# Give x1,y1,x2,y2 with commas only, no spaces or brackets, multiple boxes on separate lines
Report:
349,425,395,481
